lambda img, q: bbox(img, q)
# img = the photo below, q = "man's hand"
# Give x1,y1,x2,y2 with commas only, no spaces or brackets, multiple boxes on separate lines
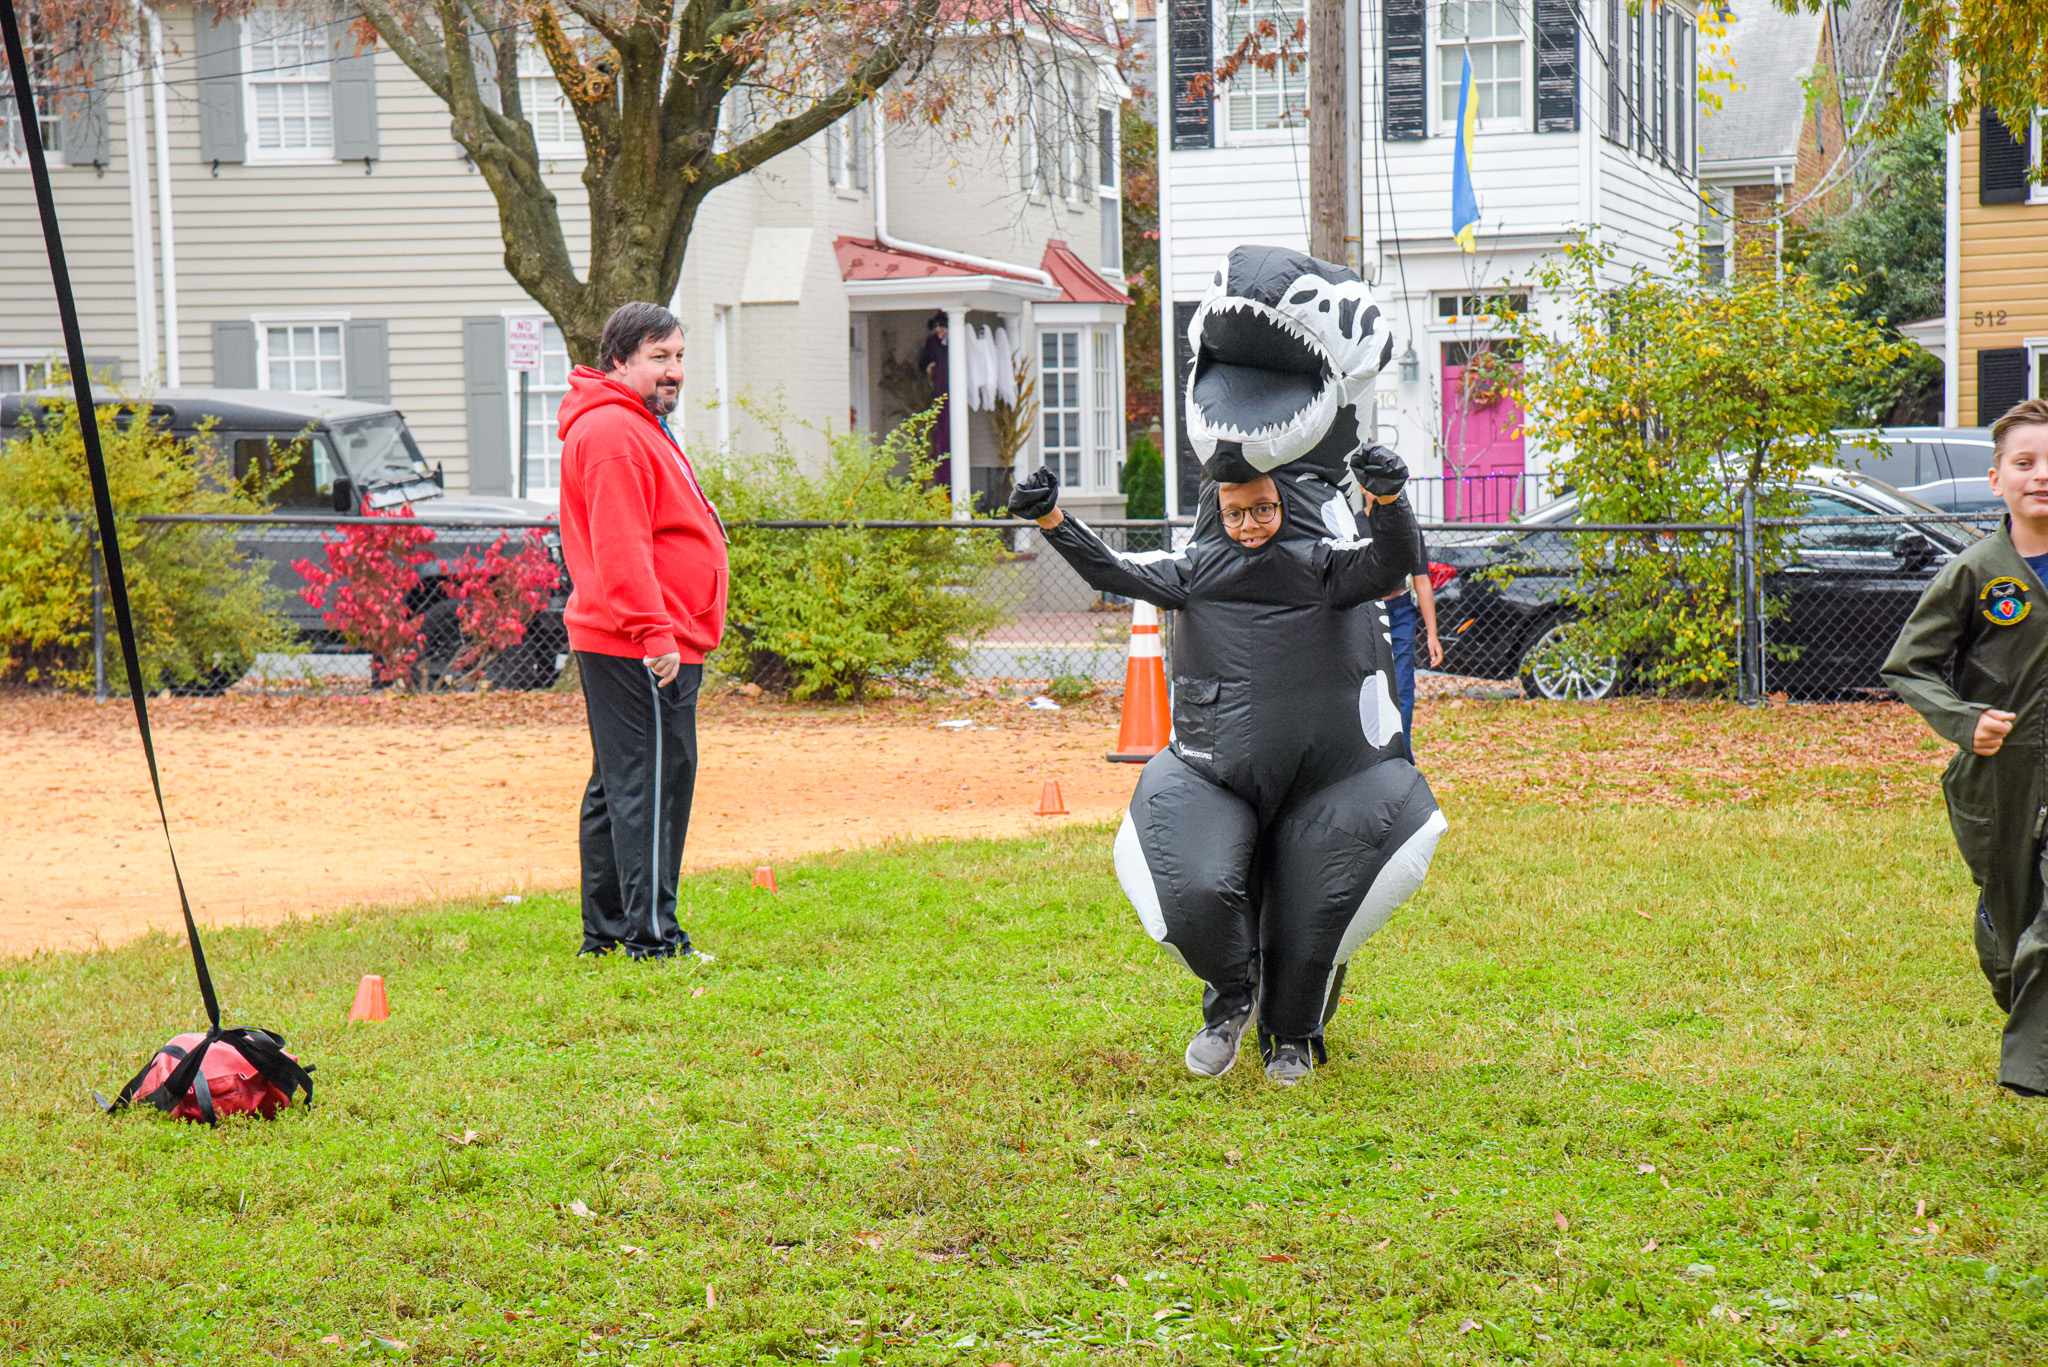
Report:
1008,465,1061,524
645,652,681,686
1974,707,2016,756
1349,445,1408,504
1425,629,1444,669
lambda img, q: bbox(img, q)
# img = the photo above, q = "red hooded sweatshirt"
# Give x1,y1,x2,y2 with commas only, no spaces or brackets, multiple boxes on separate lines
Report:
556,366,729,661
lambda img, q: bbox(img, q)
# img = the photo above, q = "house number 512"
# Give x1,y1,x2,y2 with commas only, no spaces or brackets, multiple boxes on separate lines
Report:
1974,309,2011,326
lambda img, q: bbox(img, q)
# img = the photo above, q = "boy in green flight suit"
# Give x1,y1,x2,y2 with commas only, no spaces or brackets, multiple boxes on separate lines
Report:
1883,399,2048,1096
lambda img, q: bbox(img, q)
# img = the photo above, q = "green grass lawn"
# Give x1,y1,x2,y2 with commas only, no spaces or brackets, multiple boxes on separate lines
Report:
5,794,2048,1364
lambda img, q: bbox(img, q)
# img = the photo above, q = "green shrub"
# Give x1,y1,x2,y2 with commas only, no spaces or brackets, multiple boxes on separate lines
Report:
1120,434,1165,520
698,411,1004,700
0,391,297,691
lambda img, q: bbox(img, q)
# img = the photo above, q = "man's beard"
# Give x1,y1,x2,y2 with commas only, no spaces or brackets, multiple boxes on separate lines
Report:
644,387,680,417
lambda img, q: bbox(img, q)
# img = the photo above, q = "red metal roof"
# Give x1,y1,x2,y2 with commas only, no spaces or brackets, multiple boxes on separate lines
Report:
1040,239,1131,305
834,236,1130,307
835,236,1040,283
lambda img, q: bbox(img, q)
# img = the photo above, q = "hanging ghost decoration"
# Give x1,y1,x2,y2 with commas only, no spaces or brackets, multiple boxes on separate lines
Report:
1007,244,1443,1084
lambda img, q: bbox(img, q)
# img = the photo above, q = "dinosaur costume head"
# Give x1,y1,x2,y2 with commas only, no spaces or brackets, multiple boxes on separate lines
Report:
1185,246,1397,487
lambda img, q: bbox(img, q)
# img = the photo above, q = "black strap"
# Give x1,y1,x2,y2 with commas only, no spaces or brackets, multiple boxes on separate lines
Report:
101,1028,314,1125
2,0,220,1032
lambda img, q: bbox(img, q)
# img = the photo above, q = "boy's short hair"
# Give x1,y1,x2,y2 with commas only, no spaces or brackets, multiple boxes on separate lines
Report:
1992,398,2048,462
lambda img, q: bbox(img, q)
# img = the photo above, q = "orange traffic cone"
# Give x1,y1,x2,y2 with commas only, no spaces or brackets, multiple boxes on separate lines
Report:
1036,780,1070,816
752,865,778,892
1107,600,1172,763
347,974,389,1023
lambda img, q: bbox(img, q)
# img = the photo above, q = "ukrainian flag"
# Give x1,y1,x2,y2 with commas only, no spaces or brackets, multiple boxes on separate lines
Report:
1451,51,1480,253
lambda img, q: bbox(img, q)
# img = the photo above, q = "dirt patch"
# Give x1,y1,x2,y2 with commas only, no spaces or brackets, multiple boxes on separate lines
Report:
0,689,1949,957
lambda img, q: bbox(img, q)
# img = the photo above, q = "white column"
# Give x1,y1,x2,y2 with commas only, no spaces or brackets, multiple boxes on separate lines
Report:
1943,58,1960,427
1154,9,1178,521
147,7,180,386
946,305,969,516
122,38,159,385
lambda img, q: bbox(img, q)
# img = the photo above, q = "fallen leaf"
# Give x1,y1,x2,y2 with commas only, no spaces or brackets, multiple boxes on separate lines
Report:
856,1231,885,1251
1637,1162,1657,1175
706,1283,717,1309
1635,910,1653,920
692,986,706,998
1642,1239,1659,1253
320,1335,345,1346
620,1244,644,1257
1224,1149,1243,1163
1112,1274,1129,1288
1374,1237,1392,1250
1916,1198,1927,1219
1457,1318,1479,1334
1553,1212,1570,1232
1259,1254,1299,1263
370,1338,408,1353
441,1129,479,1147
568,1200,593,1219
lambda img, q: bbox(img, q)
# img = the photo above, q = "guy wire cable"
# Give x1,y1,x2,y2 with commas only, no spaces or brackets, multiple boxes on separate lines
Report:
2,0,222,1032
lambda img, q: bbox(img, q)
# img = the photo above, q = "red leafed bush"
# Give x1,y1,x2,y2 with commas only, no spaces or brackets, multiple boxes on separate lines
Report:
294,509,435,688
440,531,563,689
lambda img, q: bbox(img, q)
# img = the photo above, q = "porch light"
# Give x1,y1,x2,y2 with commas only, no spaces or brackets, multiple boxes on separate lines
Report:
1398,343,1419,384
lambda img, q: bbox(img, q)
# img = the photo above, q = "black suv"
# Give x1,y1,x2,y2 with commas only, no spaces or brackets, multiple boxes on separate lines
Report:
1426,469,1987,701
0,388,569,689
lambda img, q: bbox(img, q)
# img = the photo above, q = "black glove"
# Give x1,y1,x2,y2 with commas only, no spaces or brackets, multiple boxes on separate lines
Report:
1349,444,1408,501
1007,465,1061,520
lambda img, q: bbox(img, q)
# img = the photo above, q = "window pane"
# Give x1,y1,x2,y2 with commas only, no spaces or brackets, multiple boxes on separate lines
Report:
1496,80,1520,118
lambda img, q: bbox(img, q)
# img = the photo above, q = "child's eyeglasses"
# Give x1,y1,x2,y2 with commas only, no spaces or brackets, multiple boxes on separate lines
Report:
1221,502,1282,527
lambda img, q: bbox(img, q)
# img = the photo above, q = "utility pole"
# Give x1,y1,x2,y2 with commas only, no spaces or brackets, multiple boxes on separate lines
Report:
1307,0,1346,261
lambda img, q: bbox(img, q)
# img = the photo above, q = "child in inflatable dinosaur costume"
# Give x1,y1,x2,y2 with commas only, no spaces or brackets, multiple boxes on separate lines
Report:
1008,245,1447,1085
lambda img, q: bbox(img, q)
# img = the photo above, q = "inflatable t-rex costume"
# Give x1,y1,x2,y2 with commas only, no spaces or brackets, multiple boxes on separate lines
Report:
1010,245,1447,1083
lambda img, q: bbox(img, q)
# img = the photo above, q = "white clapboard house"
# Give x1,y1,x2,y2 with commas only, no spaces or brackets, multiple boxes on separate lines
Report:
0,5,1132,517
1146,0,1703,518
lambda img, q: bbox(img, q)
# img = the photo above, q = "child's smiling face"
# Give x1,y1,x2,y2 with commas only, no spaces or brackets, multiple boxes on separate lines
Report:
1218,476,1283,548
1991,422,2048,531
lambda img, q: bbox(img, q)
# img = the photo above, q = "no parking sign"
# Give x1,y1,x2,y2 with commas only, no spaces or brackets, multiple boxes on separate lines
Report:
507,316,543,372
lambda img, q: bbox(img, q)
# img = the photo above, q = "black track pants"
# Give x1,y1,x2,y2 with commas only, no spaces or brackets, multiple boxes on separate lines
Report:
576,651,701,958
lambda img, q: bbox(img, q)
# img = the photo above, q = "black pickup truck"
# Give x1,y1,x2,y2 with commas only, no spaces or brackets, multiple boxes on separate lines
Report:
0,388,569,689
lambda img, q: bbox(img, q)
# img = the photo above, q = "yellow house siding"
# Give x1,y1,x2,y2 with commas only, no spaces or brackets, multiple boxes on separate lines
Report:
1957,114,2048,425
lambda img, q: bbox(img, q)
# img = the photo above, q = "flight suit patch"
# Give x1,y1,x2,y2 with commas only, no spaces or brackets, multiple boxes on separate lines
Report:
1982,577,2032,626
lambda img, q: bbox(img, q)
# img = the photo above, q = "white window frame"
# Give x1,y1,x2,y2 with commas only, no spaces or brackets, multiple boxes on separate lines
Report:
2027,112,2048,206
1431,0,1533,137
1698,184,1732,282
254,314,349,396
242,8,338,165
518,41,583,160
2028,337,2048,400
0,17,64,170
1430,289,1530,329
1037,322,1124,493
503,309,574,499
829,110,860,196
1215,0,1308,145
0,349,59,392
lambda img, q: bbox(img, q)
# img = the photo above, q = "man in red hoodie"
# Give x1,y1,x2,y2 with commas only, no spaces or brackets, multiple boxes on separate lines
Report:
556,302,729,959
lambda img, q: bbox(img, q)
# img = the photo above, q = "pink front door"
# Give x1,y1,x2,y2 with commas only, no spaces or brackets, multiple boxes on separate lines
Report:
1440,360,1526,521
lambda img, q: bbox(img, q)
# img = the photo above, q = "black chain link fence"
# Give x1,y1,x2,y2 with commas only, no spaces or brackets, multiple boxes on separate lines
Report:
30,506,2004,702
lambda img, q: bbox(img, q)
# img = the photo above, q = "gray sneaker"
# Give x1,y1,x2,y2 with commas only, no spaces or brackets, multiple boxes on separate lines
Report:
1184,1006,1255,1077
1265,1040,1315,1086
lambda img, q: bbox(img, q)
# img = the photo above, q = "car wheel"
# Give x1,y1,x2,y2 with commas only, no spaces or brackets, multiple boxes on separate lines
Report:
167,654,251,697
419,599,465,685
1516,620,1620,702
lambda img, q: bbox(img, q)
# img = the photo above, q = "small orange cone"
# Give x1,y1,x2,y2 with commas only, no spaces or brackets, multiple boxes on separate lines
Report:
1107,601,1172,763
1036,779,1070,816
752,865,778,892
347,974,389,1023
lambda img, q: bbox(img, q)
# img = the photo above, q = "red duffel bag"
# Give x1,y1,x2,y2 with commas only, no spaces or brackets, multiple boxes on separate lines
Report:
98,1027,314,1124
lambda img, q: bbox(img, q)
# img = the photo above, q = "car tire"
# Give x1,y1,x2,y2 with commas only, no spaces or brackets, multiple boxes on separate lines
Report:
1516,620,1620,702
419,599,465,686
484,612,568,691
167,654,251,697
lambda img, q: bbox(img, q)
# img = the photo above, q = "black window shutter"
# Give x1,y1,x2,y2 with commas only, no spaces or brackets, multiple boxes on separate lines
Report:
1533,0,1578,135
1981,107,2031,205
1979,348,2029,426
1173,299,1201,511
1383,0,1425,141
1169,0,1215,150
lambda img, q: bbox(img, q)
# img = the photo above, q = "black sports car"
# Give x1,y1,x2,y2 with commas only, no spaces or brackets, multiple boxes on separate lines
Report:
1424,470,1989,701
